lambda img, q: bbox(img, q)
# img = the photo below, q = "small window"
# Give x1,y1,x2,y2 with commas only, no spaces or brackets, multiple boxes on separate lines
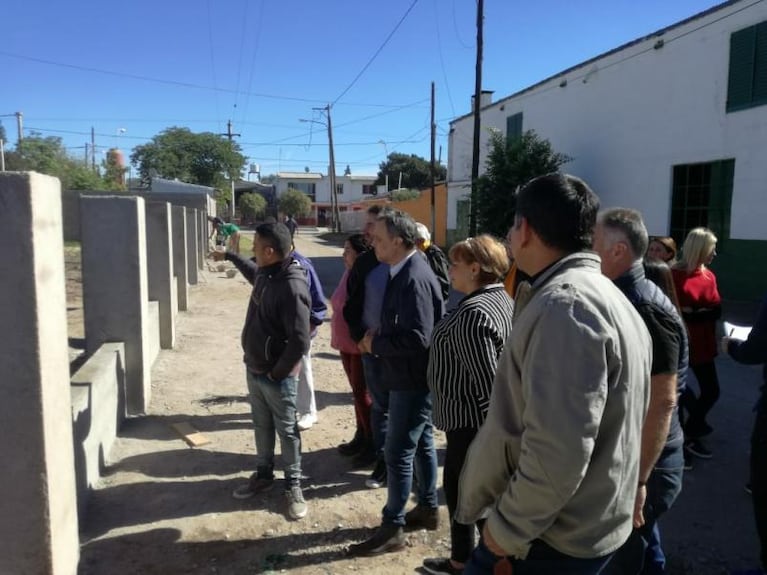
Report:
506,112,523,141
727,21,767,112
336,183,344,195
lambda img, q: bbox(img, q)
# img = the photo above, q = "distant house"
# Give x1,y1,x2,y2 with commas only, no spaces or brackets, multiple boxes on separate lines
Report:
447,0,767,300
273,171,379,226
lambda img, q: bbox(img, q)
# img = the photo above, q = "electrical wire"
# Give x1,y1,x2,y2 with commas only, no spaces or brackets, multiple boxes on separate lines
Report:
433,0,457,117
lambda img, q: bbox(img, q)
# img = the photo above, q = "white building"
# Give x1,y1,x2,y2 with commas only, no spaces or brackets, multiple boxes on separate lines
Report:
447,0,767,300
273,171,379,226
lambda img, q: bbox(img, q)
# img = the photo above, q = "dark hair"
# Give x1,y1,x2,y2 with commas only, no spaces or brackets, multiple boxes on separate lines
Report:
346,233,368,254
367,204,384,216
649,236,677,261
598,207,649,259
254,222,292,258
376,209,417,249
515,173,599,253
643,259,681,313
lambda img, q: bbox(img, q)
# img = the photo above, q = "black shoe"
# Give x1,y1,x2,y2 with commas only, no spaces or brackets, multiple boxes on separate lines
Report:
422,557,463,575
404,504,439,531
346,524,405,557
338,431,364,456
351,448,378,469
365,458,387,489
684,439,712,459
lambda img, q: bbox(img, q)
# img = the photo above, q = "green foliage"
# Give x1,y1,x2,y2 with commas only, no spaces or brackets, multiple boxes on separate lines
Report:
375,153,446,191
239,192,267,221
278,188,312,218
390,188,421,201
130,127,246,190
0,122,7,144
475,130,571,237
4,133,107,190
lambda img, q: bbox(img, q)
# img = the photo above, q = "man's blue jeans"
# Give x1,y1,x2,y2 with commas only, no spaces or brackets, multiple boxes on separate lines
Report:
246,370,301,484
464,538,614,575
362,354,389,455
603,437,685,575
382,388,438,526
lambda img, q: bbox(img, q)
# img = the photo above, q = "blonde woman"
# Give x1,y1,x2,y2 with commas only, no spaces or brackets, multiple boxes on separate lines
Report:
672,227,721,460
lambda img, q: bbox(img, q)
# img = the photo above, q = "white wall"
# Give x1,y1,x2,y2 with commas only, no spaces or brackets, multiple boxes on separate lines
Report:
275,174,378,204
448,1,767,239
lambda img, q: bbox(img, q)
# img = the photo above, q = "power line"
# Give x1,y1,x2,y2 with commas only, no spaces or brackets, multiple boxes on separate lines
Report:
332,0,421,106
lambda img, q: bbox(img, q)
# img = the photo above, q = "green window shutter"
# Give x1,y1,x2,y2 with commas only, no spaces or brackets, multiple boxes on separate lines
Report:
727,26,756,112
753,22,767,104
506,113,523,141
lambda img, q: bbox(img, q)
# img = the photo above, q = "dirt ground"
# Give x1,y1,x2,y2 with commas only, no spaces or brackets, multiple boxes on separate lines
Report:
67,231,763,575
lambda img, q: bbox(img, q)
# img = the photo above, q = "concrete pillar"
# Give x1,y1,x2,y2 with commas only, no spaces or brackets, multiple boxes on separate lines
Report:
0,172,79,575
185,208,199,285
171,205,189,311
81,195,151,415
198,210,207,269
145,201,177,349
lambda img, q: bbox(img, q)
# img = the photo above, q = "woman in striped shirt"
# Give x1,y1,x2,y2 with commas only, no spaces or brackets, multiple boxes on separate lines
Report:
422,235,514,575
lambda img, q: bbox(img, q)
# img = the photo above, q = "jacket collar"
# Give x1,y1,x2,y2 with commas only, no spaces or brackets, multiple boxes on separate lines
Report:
614,260,645,292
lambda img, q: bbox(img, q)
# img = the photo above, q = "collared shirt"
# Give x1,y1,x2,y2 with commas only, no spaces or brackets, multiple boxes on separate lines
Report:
389,249,417,278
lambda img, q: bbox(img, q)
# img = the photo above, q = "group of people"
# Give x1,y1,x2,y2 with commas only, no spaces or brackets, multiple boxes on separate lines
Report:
216,172,766,574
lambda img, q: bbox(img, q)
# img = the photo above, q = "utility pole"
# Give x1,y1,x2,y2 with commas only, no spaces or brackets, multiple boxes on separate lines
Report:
469,0,484,236
326,105,340,233
1,138,5,172
220,120,241,221
430,81,437,240
16,111,23,144
91,126,96,171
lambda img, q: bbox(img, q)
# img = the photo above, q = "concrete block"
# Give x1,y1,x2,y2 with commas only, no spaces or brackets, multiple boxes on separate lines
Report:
185,208,199,285
147,301,160,366
145,201,177,349
0,172,79,575
70,342,125,521
198,210,207,269
171,205,189,311
81,195,151,416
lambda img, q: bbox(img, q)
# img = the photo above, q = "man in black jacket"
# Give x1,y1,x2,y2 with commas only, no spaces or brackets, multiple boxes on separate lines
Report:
415,222,451,302
215,222,311,520
348,209,445,557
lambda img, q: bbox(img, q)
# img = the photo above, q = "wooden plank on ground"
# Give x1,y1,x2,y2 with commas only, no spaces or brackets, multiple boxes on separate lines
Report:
171,421,211,447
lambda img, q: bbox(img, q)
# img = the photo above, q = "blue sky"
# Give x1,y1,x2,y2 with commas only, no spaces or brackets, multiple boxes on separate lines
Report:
2,0,722,178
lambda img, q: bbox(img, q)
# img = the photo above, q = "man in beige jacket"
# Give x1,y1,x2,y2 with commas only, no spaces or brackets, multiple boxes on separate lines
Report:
455,174,652,575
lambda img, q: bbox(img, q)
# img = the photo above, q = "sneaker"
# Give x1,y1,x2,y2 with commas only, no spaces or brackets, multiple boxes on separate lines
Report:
285,485,307,519
297,413,317,431
422,557,463,575
346,524,405,557
684,439,712,459
232,474,274,500
365,458,387,489
404,504,439,531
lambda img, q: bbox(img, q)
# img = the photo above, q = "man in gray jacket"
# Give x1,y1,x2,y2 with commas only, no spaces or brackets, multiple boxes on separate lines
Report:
456,174,652,574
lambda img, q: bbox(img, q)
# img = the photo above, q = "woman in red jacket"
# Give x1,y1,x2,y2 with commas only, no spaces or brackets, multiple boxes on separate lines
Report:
673,227,721,460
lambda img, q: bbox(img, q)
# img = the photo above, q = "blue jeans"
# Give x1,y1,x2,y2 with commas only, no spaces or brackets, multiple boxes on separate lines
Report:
603,437,684,575
246,371,301,484
463,539,612,575
382,388,438,526
464,538,614,575
362,354,389,455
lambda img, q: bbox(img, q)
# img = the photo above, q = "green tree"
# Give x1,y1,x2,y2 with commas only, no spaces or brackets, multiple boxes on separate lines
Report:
239,192,267,222
278,188,312,218
4,133,105,190
375,153,447,191
130,127,246,190
0,122,7,144
475,130,571,237
390,188,421,201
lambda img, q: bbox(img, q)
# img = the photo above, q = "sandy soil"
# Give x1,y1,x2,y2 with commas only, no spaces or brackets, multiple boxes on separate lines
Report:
67,231,763,575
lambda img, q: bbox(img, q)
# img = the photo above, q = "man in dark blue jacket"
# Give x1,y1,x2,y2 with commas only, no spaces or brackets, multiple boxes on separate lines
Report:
723,295,767,572
348,209,445,557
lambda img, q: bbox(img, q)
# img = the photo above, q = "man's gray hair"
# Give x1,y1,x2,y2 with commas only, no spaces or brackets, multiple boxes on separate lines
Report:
414,222,431,243
598,207,649,259
377,209,417,249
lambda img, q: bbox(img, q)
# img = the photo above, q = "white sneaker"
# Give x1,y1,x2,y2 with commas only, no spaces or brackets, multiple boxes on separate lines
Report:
297,413,317,431
286,485,307,519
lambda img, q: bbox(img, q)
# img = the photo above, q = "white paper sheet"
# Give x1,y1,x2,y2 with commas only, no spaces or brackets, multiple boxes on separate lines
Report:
723,321,752,341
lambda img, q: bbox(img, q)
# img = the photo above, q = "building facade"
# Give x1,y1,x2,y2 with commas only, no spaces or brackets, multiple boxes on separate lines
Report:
447,0,767,300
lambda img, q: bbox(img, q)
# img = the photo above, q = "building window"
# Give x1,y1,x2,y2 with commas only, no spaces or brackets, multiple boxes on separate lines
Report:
336,183,344,195
362,184,377,195
727,21,767,112
670,159,734,245
506,112,523,141
287,182,316,201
